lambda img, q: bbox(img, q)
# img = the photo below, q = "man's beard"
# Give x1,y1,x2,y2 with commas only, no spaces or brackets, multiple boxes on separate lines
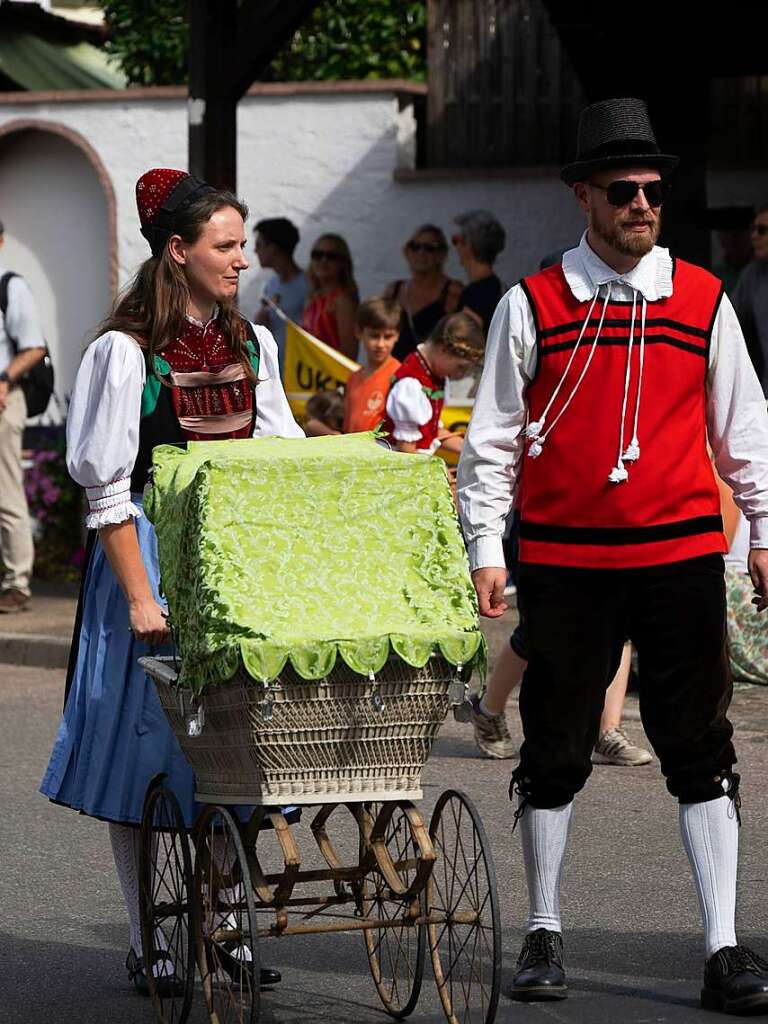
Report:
591,209,661,257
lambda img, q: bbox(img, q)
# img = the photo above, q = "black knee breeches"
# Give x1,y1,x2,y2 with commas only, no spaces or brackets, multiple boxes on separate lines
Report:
512,554,736,808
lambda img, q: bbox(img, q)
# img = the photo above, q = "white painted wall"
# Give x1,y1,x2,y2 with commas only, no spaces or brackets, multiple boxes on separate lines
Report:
235,93,585,317
0,87,761,393
0,91,584,394
0,128,110,410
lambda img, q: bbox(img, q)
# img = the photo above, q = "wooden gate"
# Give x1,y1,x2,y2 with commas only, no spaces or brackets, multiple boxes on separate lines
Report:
426,0,586,168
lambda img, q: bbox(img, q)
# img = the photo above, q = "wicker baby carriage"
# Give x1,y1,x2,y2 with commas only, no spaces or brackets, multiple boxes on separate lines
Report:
137,434,498,1024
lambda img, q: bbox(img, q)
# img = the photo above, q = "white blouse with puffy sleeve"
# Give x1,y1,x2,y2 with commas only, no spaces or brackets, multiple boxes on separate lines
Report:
66,331,145,530
66,323,304,530
385,376,441,452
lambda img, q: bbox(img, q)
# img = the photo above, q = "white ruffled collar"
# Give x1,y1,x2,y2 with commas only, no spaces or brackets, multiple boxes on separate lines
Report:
561,231,674,303
185,304,220,328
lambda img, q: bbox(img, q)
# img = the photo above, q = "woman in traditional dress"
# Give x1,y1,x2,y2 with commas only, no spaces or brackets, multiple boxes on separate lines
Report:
40,168,302,994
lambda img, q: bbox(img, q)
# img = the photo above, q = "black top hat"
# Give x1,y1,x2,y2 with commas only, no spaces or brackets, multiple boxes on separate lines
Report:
561,97,679,187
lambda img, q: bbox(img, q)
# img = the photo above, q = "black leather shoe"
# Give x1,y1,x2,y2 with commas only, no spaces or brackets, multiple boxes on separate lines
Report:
260,966,282,987
701,945,768,1014
126,948,185,998
216,943,282,988
126,948,150,997
506,928,567,1002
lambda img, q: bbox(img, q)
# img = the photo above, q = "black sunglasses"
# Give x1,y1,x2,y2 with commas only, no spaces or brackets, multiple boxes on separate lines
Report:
589,179,671,208
752,224,768,237
407,241,443,254
311,249,345,263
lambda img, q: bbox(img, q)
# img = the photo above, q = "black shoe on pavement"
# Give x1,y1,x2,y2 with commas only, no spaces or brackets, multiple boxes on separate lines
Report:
701,945,768,1015
126,947,185,998
506,928,567,1002
217,942,282,988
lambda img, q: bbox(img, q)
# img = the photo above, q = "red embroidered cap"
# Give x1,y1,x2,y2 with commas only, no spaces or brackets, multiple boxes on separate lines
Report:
135,167,217,256
136,167,189,228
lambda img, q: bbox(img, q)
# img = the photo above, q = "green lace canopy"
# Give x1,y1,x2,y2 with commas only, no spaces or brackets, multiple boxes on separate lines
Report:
145,433,485,694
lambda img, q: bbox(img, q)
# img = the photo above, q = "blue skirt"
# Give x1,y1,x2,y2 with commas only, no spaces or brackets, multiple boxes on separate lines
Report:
40,498,268,828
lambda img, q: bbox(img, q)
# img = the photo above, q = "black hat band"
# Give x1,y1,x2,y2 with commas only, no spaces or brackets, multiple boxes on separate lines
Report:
141,175,218,257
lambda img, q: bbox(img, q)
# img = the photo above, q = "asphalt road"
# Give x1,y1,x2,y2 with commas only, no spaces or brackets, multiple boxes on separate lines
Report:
3,656,768,1024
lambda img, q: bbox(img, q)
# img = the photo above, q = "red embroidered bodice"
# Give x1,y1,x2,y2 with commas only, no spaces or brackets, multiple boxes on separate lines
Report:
161,315,254,441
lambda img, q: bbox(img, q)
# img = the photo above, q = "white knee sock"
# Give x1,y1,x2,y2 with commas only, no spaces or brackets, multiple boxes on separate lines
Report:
680,794,739,958
519,800,573,934
109,822,143,954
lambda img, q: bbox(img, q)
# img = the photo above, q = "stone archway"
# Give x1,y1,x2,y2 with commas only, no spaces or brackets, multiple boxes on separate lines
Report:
0,119,117,415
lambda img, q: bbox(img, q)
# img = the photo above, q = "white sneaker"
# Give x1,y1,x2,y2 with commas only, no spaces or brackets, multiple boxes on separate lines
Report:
469,694,517,759
592,726,652,766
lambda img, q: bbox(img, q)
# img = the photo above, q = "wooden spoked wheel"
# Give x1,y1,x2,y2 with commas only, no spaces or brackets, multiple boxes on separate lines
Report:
193,805,260,1024
139,782,196,1024
360,802,428,1018
427,791,501,1024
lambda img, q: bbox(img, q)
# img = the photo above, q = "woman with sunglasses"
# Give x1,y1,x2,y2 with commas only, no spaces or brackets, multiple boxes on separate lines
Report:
303,233,359,359
383,224,462,362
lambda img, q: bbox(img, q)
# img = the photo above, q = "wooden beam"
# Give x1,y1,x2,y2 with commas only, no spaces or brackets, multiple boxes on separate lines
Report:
188,0,320,191
188,0,237,189
223,0,321,102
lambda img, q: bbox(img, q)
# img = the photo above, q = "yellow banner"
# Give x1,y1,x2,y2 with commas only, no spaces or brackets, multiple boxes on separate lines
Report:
282,317,359,419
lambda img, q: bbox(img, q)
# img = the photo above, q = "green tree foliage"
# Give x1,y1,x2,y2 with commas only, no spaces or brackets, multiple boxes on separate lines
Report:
268,1,426,83
99,0,426,87
101,1,189,87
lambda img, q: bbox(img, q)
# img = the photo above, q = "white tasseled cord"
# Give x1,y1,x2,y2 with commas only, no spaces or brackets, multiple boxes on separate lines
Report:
526,283,613,458
622,296,647,465
608,291,638,483
524,287,601,453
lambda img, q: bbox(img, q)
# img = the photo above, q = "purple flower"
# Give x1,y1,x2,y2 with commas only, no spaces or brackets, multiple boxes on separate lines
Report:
42,485,61,506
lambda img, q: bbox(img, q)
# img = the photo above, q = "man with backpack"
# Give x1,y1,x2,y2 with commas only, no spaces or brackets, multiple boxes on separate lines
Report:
0,220,47,612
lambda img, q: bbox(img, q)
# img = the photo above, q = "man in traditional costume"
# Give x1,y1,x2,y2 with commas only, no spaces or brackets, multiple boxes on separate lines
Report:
458,98,768,1014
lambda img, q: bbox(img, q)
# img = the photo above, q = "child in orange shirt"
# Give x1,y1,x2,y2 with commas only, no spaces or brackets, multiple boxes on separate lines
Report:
343,298,401,433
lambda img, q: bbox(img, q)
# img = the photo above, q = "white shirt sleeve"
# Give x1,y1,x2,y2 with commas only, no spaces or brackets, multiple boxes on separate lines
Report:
707,293,768,548
66,331,145,530
5,276,45,350
386,377,433,441
456,285,538,571
250,325,305,438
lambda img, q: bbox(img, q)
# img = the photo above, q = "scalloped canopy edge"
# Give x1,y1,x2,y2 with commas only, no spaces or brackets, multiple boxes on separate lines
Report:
176,630,487,694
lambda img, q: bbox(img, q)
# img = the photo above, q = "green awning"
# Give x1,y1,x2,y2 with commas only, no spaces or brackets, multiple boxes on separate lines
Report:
0,29,126,90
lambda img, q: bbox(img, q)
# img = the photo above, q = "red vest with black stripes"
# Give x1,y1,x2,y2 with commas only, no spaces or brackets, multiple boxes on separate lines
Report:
518,259,727,569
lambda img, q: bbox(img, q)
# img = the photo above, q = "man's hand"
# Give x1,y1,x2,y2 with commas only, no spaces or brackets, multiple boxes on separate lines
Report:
748,548,768,612
472,566,508,618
